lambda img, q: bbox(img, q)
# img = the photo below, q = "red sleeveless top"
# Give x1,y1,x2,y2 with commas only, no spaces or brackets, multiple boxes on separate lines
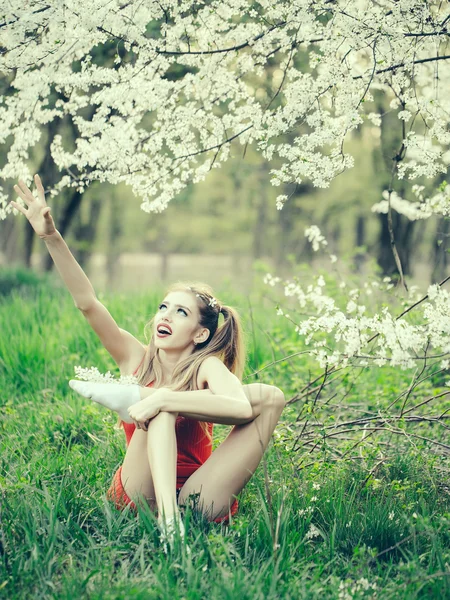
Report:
123,360,214,489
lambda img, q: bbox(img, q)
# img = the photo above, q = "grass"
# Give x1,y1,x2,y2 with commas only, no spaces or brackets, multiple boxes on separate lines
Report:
1,277,450,599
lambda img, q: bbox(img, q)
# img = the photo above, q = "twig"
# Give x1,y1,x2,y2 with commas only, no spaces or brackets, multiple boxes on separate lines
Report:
244,350,313,381
399,341,429,416
402,390,450,416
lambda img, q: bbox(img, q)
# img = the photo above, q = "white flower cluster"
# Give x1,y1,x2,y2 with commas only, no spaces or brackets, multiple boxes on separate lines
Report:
372,190,432,221
304,524,321,540
73,365,139,385
265,270,450,370
263,273,281,287
304,225,339,265
305,226,328,252
0,0,449,218
338,577,377,600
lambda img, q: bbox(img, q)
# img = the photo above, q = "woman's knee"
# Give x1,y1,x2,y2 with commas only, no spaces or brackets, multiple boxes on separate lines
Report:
243,383,285,417
155,410,179,421
262,384,286,411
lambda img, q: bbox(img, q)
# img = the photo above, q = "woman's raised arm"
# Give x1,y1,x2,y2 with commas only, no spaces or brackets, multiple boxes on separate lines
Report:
11,175,145,370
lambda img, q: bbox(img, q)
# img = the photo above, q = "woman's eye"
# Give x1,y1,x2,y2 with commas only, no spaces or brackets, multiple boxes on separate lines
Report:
178,308,188,316
158,303,166,310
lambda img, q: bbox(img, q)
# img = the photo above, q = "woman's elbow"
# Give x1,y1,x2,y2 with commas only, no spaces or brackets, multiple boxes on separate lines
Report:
241,401,253,420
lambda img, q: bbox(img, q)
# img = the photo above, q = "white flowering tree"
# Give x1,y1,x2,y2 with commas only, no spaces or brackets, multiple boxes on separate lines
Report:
2,0,450,464
1,1,449,218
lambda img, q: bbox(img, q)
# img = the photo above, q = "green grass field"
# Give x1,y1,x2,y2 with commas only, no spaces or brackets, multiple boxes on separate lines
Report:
1,274,450,599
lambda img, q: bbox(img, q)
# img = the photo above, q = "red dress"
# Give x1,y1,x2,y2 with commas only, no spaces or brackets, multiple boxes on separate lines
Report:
107,362,239,523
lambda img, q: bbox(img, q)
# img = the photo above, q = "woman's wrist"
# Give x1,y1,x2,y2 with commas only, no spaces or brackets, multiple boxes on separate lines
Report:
148,388,169,412
41,229,61,243
139,386,159,400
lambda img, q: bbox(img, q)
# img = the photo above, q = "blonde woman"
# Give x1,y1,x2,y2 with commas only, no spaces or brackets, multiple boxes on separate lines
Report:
11,175,286,548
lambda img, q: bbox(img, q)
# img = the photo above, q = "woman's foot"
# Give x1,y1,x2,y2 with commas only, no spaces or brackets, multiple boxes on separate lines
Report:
158,513,190,554
69,380,140,423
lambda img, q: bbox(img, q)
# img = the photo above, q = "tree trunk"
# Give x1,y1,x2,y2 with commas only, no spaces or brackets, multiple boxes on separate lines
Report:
276,183,314,270
252,165,268,261
70,195,102,269
24,117,61,268
432,217,450,283
0,216,19,265
354,215,366,273
157,212,169,281
377,211,416,277
42,190,83,271
372,93,417,278
106,190,123,289
377,212,393,274
24,221,35,268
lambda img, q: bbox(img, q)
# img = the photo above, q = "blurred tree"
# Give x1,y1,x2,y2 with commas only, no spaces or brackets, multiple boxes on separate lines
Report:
106,187,123,288
70,193,103,268
373,93,417,277
432,217,450,283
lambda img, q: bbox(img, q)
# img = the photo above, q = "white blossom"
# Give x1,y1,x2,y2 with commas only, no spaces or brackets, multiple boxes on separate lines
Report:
0,1,448,217
372,190,432,221
276,195,288,210
264,267,450,371
305,524,321,540
263,273,281,287
73,366,138,385
305,226,328,252
367,112,382,126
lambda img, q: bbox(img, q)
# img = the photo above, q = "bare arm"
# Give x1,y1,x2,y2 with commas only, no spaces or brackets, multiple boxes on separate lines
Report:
11,176,145,369
42,231,96,309
131,356,253,425
140,386,252,425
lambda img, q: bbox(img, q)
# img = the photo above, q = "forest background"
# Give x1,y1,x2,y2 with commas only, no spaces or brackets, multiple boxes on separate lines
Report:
1,110,448,292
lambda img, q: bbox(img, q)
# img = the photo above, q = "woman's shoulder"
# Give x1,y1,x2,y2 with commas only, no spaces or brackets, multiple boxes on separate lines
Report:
196,355,227,389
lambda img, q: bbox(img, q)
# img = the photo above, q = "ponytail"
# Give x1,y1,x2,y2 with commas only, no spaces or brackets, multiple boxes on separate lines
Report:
200,304,245,380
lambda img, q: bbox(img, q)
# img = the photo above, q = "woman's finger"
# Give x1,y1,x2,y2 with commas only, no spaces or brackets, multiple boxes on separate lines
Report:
17,179,33,198
34,174,46,202
15,181,34,205
13,184,29,206
9,200,27,216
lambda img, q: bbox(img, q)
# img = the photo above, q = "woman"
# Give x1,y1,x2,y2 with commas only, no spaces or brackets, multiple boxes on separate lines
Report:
11,175,286,549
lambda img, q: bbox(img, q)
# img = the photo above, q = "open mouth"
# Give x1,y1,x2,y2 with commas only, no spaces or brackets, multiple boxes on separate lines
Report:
156,324,172,337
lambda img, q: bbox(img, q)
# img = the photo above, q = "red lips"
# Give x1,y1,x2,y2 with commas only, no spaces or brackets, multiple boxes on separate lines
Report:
157,323,172,335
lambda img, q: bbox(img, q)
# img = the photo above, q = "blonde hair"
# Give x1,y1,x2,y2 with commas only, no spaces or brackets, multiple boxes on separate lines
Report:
127,282,246,443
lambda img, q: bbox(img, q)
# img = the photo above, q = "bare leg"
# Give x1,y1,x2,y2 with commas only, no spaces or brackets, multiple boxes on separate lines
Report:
178,385,285,521
117,384,281,523
120,428,157,510
145,411,179,522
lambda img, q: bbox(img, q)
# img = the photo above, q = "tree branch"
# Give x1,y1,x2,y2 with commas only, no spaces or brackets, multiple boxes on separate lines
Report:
353,54,450,80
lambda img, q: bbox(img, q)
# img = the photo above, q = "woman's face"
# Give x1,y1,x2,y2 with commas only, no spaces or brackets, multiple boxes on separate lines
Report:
153,291,208,351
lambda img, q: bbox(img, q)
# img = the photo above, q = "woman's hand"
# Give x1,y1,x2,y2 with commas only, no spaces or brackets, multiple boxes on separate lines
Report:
11,175,57,239
128,389,166,429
